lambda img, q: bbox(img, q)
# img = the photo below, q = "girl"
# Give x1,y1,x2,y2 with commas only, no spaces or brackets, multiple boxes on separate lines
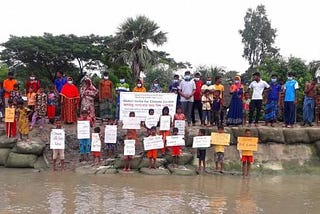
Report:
47,85,58,124
30,87,47,130
16,100,30,142
159,106,172,156
9,84,22,106
201,89,212,126
124,111,138,171
243,92,251,126
26,86,36,121
226,76,244,126
5,99,17,138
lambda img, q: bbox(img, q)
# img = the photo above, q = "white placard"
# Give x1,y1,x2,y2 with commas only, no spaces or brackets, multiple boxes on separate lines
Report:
122,117,141,130
174,120,185,135
91,133,101,152
104,125,117,144
160,115,171,131
50,129,65,149
145,115,159,129
119,92,177,121
192,136,211,148
77,120,90,139
124,140,136,156
166,135,185,147
143,135,164,151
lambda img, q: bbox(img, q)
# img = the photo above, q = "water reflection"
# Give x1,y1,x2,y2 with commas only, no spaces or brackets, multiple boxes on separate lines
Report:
235,179,258,214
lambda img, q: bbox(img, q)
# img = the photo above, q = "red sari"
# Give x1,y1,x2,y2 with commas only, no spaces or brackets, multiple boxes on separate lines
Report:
60,84,80,123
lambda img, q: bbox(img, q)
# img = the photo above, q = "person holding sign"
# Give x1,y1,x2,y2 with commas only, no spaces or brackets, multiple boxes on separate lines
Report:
171,127,181,167
144,108,158,131
52,118,65,171
159,106,172,156
78,110,93,162
147,126,159,169
5,99,17,138
92,127,102,166
240,129,255,177
16,101,31,142
173,106,186,134
197,129,207,172
105,119,117,158
214,125,226,173
124,112,139,171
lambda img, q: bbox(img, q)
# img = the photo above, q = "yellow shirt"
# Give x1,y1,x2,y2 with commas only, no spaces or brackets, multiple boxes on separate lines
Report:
242,150,253,156
214,145,225,153
213,84,224,98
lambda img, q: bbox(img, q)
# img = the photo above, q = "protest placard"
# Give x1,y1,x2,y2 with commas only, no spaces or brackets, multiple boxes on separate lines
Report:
143,135,164,151
174,120,185,135
166,135,185,147
237,137,258,151
77,120,90,139
145,115,159,129
122,117,141,130
4,108,15,123
192,136,211,148
91,133,101,152
50,129,65,149
104,125,117,144
159,115,171,131
124,140,136,156
211,133,230,146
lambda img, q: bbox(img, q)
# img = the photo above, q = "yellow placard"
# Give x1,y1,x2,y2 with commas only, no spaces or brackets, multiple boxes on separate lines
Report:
211,133,230,146
237,137,258,151
5,108,15,123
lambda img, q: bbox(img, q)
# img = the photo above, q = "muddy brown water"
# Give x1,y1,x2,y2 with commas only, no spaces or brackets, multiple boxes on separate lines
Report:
0,169,319,214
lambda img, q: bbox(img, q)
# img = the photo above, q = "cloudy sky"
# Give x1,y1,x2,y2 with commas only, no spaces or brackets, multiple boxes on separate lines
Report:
1,0,319,72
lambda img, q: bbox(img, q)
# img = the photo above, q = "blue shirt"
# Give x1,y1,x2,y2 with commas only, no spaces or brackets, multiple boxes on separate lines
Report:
284,80,299,102
268,82,282,100
54,77,67,93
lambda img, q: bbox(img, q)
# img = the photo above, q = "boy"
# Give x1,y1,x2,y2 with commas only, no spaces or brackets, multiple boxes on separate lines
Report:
47,85,58,124
105,118,117,158
197,129,207,172
283,72,299,128
243,92,251,126
241,129,254,176
212,90,222,126
52,118,65,171
214,125,225,173
171,127,181,167
124,112,138,171
147,126,158,169
92,127,102,166
78,110,93,162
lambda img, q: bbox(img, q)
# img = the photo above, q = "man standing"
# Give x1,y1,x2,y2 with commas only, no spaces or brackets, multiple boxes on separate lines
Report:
302,78,318,126
99,72,114,121
115,76,130,121
54,71,67,93
283,72,299,128
247,72,270,126
169,74,181,107
191,72,204,125
179,71,196,126
3,72,17,107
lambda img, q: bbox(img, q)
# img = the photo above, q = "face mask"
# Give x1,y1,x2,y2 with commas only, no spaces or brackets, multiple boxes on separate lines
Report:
120,79,125,83
173,79,179,83
235,80,239,84
137,83,142,87
184,75,190,81
194,77,200,81
154,84,159,87
206,81,212,85
68,81,73,84
30,77,35,80
288,77,293,80
104,76,109,80
271,78,277,82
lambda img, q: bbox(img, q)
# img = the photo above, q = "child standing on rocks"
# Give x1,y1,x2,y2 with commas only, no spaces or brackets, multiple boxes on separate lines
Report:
105,118,117,158
171,127,181,167
92,127,102,166
197,128,207,172
124,111,138,171
16,100,31,142
241,129,254,176
30,87,47,130
52,118,65,171
159,106,172,156
5,99,17,138
47,85,58,124
214,125,226,173
79,109,93,162
147,126,158,169
243,92,251,126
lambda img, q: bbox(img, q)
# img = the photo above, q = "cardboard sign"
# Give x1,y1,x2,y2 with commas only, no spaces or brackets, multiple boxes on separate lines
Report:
166,135,185,147
104,125,117,144
77,121,91,139
143,135,164,151
122,117,141,130
211,133,230,146
91,133,101,152
145,115,159,129
124,140,136,156
50,129,65,150
192,136,211,148
159,115,171,131
174,120,185,135
5,108,15,122
237,137,258,151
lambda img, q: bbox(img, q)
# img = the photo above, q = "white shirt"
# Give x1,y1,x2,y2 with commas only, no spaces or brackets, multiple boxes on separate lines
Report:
249,80,270,100
179,80,196,102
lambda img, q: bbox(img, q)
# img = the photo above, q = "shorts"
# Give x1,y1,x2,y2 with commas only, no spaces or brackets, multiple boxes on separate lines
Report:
53,149,65,160
124,155,133,160
171,146,181,156
241,156,254,163
197,149,206,161
147,149,158,159
106,143,116,150
79,139,91,154
92,151,101,157
215,152,224,163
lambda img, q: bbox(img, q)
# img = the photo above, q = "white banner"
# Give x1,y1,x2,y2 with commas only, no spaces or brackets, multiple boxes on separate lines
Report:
143,135,164,151
119,92,177,121
104,125,117,144
166,135,185,147
124,140,136,156
50,129,65,149
174,120,185,135
77,121,90,139
145,115,159,129
159,115,171,131
192,136,211,148
91,133,101,152
122,117,141,130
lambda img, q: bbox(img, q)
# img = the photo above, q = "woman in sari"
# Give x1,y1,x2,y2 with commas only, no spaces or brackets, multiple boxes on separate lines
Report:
226,76,244,126
80,78,98,123
60,77,80,124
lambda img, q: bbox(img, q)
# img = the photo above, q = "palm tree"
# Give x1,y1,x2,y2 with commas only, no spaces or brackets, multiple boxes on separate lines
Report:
115,15,167,80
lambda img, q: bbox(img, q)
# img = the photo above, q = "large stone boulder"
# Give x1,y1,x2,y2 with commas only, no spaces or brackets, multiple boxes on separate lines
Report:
230,127,259,144
13,141,45,155
75,165,99,174
139,167,170,175
0,136,18,148
95,166,118,175
315,141,320,158
258,127,285,144
283,129,310,144
138,158,167,168
113,155,143,169
34,155,49,169
306,128,320,143
163,152,193,165
0,148,11,165
167,165,197,176
5,152,37,168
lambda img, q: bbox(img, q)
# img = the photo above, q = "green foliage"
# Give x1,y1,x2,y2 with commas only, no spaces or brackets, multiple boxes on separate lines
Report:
239,4,279,68
0,63,9,82
143,65,174,92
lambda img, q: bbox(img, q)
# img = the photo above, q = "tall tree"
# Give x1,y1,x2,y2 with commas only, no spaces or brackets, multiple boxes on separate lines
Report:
114,15,168,80
239,5,278,68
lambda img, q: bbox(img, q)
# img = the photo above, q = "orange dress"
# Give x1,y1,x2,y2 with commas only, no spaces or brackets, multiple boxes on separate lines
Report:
60,84,80,123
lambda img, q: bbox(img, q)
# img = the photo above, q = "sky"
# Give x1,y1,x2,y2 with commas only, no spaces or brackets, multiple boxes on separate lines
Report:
1,0,320,72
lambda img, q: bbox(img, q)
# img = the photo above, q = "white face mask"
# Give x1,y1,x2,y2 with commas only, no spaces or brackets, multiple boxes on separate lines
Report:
173,79,179,83
68,81,73,84
30,77,35,80
137,83,142,87
154,83,159,87
120,79,125,83
235,80,239,84
104,76,109,80
271,78,277,82
194,77,200,81
288,77,293,80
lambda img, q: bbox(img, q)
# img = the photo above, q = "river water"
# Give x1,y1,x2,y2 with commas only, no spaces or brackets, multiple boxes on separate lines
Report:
0,169,319,214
